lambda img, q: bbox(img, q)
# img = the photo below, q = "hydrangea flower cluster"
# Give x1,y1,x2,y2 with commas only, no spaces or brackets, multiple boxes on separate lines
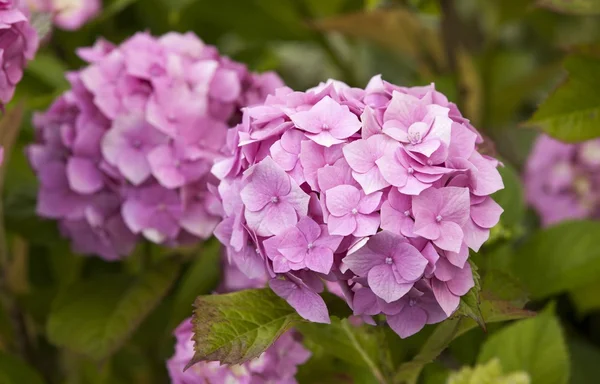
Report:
168,263,309,384
26,0,100,30
525,134,600,226
28,32,283,260
0,0,39,107
213,75,504,338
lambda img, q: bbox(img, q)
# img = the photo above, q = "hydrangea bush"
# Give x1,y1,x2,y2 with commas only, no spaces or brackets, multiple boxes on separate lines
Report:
27,31,282,260
0,2,594,384
213,75,504,338
525,134,600,226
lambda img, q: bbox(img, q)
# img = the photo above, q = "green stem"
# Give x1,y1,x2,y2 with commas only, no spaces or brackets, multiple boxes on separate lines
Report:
341,320,389,384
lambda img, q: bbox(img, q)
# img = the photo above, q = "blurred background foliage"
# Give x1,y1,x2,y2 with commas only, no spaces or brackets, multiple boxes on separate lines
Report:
2,0,600,383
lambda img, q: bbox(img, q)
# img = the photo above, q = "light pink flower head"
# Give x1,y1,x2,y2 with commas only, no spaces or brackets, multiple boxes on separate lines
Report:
525,134,600,226
28,32,283,260
212,76,504,338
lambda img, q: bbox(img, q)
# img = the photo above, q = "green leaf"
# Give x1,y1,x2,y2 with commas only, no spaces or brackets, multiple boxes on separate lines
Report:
311,8,444,70
189,288,302,366
569,338,600,384
536,0,600,15
477,308,569,384
298,318,388,383
394,317,465,384
46,259,179,361
168,240,222,329
97,0,142,22
524,55,600,142
25,52,69,90
511,220,600,298
0,351,45,384
492,163,525,230
455,261,485,330
570,280,600,315
393,299,533,384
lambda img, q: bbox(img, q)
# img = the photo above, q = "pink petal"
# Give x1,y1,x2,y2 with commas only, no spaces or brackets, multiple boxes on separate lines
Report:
353,288,382,316
270,279,330,324
277,227,309,263
414,222,441,242
353,168,390,195
447,263,475,296
361,106,382,139
399,176,432,195
431,279,460,316
462,219,490,252
446,243,470,267
66,157,104,194
439,187,471,226
392,243,428,282
433,221,464,253
343,138,374,173
305,246,334,274
118,150,151,185
306,131,345,147
376,151,408,187
353,213,380,237
471,197,503,229
327,214,357,236
387,307,428,338
433,257,460,282
368,264,413,303
325,185,361,216
358,191,383,214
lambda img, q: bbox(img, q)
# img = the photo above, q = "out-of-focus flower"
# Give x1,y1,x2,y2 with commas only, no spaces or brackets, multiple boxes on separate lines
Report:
525,134,600,226
168,319,310,384
28,32,283,260
446,358,530,384
0,0,38,107
212,75,504,338
26,0,100,30
168,263,309,384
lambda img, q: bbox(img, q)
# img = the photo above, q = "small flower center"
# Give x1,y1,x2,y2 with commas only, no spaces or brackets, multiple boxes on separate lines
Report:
427,160,433,166
403,210,411,217
407,167,414,174
351,208,358,215
321,123,330,131
271,196,279,204
435,215,443,222
255,248,260,255
385,257,393,265
307,242,314,250
408,298,417,307
408,131,422,144
132,139,142,149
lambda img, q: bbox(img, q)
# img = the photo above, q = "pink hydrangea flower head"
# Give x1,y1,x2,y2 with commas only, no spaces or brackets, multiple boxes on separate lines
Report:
212,75,504,338
0,0,38,106
525,134,600,226
28,32,283,260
